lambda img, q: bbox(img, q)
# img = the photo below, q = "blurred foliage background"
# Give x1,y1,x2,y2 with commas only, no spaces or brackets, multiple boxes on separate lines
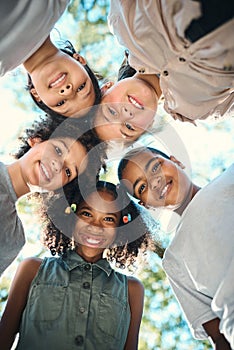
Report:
0,1,233,349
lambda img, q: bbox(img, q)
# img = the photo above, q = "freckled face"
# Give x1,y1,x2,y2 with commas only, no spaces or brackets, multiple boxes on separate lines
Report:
94,77,158,141
120,151,192,209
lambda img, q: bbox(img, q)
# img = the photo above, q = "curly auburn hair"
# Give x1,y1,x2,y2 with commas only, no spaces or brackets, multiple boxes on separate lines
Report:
40,181,164,270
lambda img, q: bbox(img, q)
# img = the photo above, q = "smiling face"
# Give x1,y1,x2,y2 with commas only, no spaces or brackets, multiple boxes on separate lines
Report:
120,150,192,209
74,189,121,261
94,77,158,141
30,51,95,117
20,137,88,191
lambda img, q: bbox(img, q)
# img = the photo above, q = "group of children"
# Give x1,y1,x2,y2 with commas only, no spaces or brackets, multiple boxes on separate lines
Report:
0,0,233,349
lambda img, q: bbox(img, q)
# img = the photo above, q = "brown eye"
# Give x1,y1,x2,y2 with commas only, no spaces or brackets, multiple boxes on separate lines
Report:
56,100,66,107
77,82,86,92
152,162,160,172
65,168,71,178
55,146,62,156
125,122,134,131
108,107,117,116
104,217,115,222
139,183,146,195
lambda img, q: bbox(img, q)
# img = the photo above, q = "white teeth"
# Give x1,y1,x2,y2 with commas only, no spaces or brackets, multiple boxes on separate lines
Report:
128,96,143,109
86,237,102,244
160,184,169,198
41,163,50,181
50,74,66,87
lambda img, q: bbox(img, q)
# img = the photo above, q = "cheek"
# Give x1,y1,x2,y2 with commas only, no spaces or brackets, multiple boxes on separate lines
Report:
48,174,64,190
106,229,117,244
178,175,191,199
95,124,122,141
134,110,155,129
73,221,84,238
102,87,123,103
39,92,57,107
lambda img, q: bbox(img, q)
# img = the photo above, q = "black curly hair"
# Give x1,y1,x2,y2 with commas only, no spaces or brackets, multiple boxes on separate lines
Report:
40,181,164,270
26,40,102,117
117,50,137,81
14,113,107,189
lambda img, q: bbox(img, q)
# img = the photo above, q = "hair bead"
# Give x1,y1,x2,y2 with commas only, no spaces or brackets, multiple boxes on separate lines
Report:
122,213,131,224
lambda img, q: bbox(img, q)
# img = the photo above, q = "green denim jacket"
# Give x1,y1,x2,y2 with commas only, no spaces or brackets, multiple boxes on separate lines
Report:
17,250,131,350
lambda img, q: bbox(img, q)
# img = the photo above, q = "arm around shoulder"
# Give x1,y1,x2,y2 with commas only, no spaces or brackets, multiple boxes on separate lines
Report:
125,276,144,350
0,257,42,350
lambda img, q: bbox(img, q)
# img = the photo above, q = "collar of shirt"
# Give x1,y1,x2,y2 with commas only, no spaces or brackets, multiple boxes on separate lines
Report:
62,249,113,276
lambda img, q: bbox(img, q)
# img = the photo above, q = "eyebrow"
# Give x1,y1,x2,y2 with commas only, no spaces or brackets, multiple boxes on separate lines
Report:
132,156,160,196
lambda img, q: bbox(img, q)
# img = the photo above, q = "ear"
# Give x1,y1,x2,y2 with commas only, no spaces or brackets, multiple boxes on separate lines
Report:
73,53,86,65
169,155,185,169
30,88,42,102
101,81,114,96
27,137,42,148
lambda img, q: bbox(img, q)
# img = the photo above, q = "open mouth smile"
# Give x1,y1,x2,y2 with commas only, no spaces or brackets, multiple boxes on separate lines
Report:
159,180,172,199
81,234,107,247
128,95,144,110
40,162,51,182
49,73,67,88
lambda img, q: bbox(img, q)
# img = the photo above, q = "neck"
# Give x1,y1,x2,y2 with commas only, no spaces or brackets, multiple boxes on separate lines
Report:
7,161,30,198
175,183,201,216
76,245,103,263
135,73,162,100
23,36,58,74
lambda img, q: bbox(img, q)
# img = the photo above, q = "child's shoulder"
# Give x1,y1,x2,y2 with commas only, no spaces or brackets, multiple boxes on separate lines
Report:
127,276,144,293
18,257,43,278
11,257,43,290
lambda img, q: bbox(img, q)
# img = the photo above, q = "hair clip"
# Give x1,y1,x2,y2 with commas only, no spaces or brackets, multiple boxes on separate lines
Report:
122,213,132,224
71,203,77,212
64,203,77,215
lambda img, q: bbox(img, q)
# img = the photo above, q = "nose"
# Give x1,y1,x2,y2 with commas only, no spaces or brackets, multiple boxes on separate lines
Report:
149,175,162,191
59,83,73,96
121,105,134,121
88,219,103,234
51,159,63,173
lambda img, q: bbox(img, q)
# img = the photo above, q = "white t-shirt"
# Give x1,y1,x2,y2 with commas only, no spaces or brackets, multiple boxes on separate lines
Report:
0,0,70,76
108,0,234,122
162,164,234,347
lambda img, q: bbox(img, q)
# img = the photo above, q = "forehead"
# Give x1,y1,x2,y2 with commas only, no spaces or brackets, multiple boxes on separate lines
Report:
103,77,133,92
49,137,85,152
101,77,140,102
81,190,120,213
125,150,156,169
